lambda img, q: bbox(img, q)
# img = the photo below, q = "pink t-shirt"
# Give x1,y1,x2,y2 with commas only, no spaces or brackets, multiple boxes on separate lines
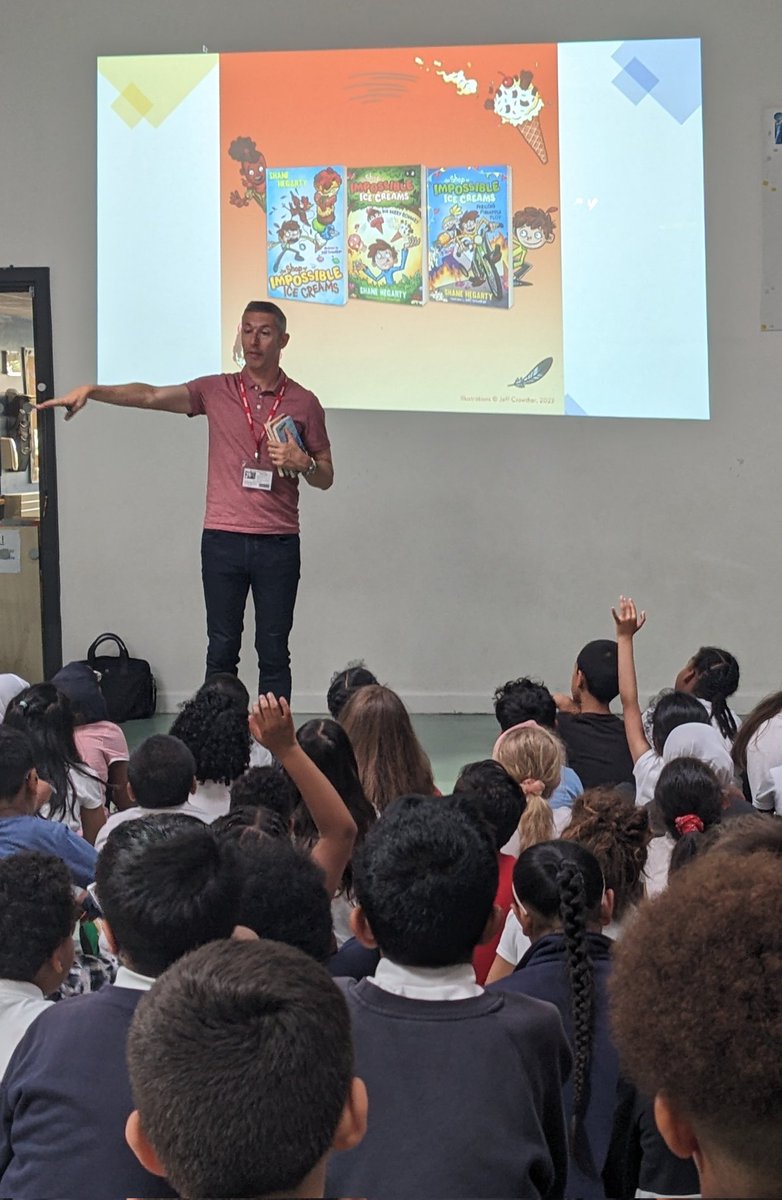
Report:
73,721,129,785
186,369,330,534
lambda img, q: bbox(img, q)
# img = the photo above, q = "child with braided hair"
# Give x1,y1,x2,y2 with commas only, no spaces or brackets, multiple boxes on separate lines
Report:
489,841,619,1200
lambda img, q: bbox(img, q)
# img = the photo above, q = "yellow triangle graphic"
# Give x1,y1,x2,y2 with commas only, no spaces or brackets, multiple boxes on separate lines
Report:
99,54,218,129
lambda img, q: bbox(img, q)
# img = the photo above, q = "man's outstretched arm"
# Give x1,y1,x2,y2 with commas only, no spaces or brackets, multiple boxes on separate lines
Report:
37,382,192,420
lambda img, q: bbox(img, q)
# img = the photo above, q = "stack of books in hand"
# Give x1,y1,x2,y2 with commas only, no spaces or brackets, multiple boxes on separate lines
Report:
265,415,305,477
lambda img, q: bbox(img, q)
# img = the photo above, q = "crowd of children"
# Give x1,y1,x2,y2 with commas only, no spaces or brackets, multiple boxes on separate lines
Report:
0,598,780,1200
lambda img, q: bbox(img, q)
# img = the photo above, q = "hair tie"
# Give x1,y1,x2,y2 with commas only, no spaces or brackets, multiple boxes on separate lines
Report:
492,719,540,758
521,777,545,798
18,699,28,711
675,813,704,836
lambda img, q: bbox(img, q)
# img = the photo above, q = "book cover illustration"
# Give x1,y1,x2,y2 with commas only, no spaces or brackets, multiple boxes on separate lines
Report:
426,166,512,307
346,166,425,305
265,166,347,306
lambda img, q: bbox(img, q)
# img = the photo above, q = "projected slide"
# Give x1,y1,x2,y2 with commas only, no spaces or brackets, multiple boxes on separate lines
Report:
97,40,708,419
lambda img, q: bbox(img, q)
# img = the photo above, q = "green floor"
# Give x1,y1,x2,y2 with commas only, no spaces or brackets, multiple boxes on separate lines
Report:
122,712,498,795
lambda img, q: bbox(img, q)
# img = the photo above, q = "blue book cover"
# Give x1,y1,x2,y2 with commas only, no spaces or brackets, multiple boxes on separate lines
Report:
265,166,347,306
426,166,512,308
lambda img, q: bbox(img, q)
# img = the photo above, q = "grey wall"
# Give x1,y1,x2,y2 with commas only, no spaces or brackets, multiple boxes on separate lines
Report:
2,0,781,711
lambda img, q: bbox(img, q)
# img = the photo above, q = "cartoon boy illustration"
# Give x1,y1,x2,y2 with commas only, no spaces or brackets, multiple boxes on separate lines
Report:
361,230,419,286
270,219,318,272
512,206,557,285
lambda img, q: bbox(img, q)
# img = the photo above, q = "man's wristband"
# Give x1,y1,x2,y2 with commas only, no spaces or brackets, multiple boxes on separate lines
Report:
303,456,318,478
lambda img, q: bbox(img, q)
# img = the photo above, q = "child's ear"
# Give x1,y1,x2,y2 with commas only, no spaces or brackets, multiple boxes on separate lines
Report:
125,1110,166,1178
190,776,198,796
350,905,377,949
512,897,532,938
600,888,615,927
477,904,504,946
653,1092,701,1163
332,1077,368,1153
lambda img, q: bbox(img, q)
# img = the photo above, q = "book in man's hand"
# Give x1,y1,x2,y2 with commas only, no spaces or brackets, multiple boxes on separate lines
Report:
265,414,306,477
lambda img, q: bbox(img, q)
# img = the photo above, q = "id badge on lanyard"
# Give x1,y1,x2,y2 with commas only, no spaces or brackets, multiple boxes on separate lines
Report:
239,374,286,491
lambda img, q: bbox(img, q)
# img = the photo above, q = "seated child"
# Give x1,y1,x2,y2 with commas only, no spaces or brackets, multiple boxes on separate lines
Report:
169,684,252,820
126,939,367,1200
611,849,782,1199
325,794,571,1200
493,676,584,810
229,763,298,824
452,759,524,984
0,852,76,1075
197,673,272,767
95,734,200,849
339,684,436,812
327,661,378,719
489,841,621,1200
0,815,241,1200
51,662,132,810
0,728,97,887
645,756,726,893
561,786,651,936
553,641,635,789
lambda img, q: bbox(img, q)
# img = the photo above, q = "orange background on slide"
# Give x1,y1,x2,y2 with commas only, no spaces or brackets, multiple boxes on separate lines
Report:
219,44,563,414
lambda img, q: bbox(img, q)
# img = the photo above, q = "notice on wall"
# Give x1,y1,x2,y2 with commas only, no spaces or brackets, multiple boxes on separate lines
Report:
0,528,21,573
761,108,782,331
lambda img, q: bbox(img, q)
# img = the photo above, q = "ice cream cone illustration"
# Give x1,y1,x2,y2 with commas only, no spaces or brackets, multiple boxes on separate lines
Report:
486,70,548,164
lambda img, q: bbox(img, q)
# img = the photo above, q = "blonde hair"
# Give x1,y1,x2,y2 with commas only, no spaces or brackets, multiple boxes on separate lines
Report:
339,684,435,814
494,725,565,851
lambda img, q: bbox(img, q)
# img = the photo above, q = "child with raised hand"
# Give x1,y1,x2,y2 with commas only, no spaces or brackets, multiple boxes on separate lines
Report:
611,849,782,1200
250,694,356,900
489,841,621,1200
552,642,635,789
0,727,97,887
0,852,77,1075
125,939,367,1200
326,794,571,1200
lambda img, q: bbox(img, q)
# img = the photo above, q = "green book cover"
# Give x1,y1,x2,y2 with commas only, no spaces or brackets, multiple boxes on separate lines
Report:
347,166,425,305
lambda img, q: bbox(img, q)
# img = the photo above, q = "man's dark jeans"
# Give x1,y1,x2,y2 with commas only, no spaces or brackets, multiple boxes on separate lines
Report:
201,529,300,701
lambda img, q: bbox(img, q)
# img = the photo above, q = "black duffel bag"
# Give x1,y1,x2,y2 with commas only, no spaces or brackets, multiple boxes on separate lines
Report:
85,633,157,723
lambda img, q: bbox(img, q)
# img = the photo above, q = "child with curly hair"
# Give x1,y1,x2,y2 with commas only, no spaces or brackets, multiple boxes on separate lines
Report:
611,849,782,1199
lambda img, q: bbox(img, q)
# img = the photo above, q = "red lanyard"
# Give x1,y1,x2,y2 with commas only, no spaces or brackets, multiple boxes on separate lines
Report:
238,372,287,462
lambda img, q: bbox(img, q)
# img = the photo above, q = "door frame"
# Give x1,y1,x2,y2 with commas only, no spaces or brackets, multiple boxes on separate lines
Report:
0,266,62,677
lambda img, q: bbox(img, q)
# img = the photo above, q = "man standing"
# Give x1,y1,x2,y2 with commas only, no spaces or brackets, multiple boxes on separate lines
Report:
41,302,333,700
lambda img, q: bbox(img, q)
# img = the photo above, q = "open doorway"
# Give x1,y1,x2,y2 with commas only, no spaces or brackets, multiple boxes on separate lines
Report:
0,267,61,680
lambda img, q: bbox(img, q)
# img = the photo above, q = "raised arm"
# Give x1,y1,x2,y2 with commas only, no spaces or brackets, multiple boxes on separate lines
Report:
611,596,650,763
36,381,193,420
249,694,356,898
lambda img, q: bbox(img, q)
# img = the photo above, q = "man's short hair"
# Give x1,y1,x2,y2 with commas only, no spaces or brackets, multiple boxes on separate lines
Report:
243,300,287,334
353,794,498,967
611,851,782,1190
0,852,76,980
233,833,333,962
0,726,34,800
229,765,297,823
453,760,524,850
95,815,241,977
127,939,353,1198
492,677,557,731
576,640,620,704
127,735,196,809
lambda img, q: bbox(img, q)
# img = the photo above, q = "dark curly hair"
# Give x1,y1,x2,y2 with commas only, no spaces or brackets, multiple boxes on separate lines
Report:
169,690,250,785
492,677,556,732
0,852,77,981
513,840,603,1151
453,759,525,850
326,662,378,720
561,787,651,921
610,850,782,1192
